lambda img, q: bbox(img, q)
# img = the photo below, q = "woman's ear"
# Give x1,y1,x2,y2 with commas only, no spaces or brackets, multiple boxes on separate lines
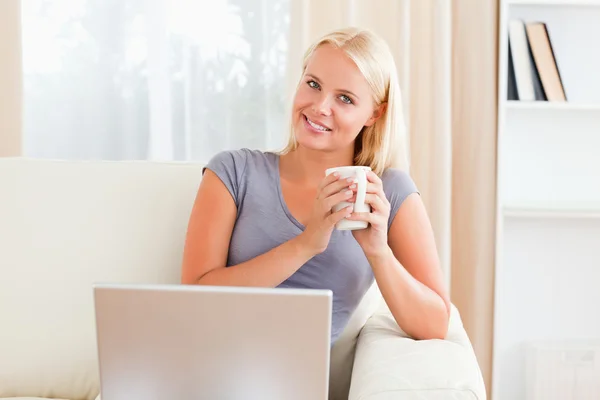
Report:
364,102,387,127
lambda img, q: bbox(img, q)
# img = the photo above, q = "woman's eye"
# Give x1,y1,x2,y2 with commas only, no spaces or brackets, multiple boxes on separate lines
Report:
340,95,353,104
307,80,320,89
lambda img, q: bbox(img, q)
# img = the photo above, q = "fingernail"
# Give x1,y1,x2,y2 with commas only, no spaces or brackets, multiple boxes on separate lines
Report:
349,184,356,189
346,177,354,183
333,172,340,178
345,190,353,197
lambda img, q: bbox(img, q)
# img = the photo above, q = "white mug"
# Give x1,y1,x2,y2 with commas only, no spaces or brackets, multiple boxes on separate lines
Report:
325,166,371,231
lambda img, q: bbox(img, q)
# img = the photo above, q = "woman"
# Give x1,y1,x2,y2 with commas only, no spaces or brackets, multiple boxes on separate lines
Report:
181,27,450,343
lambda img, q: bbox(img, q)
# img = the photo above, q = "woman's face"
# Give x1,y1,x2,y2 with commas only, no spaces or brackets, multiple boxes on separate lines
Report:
292,44,382,153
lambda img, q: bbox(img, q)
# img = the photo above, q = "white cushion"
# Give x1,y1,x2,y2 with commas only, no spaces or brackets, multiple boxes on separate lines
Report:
349,303,486,400
0,159,203,399
329,280,382,400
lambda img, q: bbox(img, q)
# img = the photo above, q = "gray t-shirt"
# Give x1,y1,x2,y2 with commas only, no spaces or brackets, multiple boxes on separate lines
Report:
204,148,419,344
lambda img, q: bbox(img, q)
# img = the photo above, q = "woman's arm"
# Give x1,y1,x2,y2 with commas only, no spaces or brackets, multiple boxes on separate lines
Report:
181,170,312,287
369,193,450,340
181,169,353,287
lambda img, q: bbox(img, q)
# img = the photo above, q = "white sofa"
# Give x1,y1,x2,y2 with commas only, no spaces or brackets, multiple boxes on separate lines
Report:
0,158,486,400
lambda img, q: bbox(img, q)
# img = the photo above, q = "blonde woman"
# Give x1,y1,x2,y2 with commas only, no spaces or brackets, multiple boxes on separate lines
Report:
182,27,450,343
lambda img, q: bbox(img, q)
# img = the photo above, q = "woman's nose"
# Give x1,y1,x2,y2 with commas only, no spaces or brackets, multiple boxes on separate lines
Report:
313,94,333,116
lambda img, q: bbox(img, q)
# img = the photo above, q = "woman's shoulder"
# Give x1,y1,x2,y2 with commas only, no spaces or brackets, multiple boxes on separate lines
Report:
203,148,277,207
381,168,420,228
204,148,279,189
381,167,420,203
206,148,276,171
381,168,418,190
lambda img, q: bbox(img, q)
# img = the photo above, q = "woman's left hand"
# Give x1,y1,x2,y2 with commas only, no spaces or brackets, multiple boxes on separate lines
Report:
347,170,391,259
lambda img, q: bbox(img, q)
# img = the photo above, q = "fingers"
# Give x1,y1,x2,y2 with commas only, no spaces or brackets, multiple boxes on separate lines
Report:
325,177,357,198
324,188,353,211
324,184,388,211
346,211,374,224
365,182,382,194
346,182,388,209
346,211,388,231
327,205,353,225
319,171,353,193
365,171,386,195
366,170,383,185
319,170,387,213
320,176,356,199
316,172,340,197
318,171,341,192
363,193,389,212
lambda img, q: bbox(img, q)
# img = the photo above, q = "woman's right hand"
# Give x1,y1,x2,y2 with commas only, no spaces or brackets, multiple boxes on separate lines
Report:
298,172,356,256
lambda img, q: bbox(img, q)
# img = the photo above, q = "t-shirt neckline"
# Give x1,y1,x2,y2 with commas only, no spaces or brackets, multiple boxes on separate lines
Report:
272,153,306,232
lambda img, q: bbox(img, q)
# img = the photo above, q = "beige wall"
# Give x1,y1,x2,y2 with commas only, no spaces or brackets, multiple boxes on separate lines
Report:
0,0,22,157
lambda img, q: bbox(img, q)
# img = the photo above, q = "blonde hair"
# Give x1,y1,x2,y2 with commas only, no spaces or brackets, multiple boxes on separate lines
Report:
280,27,410,175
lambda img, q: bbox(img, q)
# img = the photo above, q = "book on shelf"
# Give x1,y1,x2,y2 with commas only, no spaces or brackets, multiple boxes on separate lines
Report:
507,19,567,102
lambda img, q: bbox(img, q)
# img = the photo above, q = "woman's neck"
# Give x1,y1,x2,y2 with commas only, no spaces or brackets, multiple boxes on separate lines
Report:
280,146,355,187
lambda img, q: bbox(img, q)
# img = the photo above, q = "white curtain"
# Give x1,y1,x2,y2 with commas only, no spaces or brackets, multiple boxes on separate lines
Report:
21,0,453,284
21,0,291,162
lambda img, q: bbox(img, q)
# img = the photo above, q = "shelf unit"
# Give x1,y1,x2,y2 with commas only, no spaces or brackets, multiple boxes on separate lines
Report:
504,203,600,219
507,0,600,5
505,101,600,111
493,1,600,399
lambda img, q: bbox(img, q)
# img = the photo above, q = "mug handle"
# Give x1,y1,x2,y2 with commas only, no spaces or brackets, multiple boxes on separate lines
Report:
355,168,367,210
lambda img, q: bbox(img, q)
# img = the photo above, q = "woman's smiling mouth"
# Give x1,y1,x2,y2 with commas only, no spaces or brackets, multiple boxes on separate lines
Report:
303,114,332,132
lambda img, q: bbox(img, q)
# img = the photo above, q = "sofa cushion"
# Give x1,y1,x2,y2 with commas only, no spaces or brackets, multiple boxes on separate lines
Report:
349,303,486,400
0,159,204,399
329,280,382,400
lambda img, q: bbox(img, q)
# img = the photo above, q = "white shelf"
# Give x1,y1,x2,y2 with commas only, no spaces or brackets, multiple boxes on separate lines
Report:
500,110,600,205
506,4,600,103
504,203,600,218
508,0,600,6
505,101,600,111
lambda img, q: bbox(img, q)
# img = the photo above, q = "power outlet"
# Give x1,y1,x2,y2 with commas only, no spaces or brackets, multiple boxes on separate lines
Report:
526,341,600,400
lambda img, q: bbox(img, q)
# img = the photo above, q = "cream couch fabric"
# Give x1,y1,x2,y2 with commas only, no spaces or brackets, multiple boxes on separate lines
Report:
0,158,486,400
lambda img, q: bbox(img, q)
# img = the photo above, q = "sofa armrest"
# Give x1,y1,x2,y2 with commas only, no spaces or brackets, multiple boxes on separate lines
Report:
348,303,486,400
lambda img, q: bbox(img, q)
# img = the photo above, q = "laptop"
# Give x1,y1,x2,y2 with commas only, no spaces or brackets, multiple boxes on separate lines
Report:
93,283,332,400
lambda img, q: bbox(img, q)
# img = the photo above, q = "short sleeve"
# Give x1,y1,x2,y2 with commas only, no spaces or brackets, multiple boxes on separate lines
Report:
382,168,420,230
203,149,248,207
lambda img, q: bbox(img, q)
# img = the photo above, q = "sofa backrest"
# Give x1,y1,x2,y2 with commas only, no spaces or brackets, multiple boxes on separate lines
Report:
0,158,204,399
